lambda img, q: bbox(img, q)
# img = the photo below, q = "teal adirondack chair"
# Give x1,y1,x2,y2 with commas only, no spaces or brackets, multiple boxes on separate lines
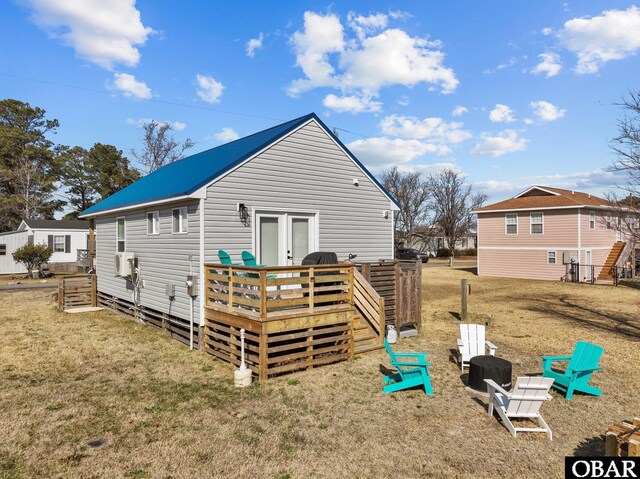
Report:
383,339,434,395
241,251,277,279
541,341,604,400
218,250,241,265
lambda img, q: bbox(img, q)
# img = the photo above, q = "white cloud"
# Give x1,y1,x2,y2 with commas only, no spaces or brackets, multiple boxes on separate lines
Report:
470,130,527,157
348,137,450,167
246,33,264,57
397,95,410,106
171,121,187,131
196,74,224,103
541,27,553,36
287,11,458,107
558,6,640,74
323,93,381,113
489,104,515,123
452,105,468,116
24,0,153,70
109,73,151,100
212,127,240,142
530,52,562,78
379,115,472,144
529,100,566,122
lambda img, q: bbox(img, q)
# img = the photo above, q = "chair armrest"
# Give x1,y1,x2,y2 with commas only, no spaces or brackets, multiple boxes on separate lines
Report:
484,379,511,397
569,365,602,374
394,352,429,358
540,355,572,362
485,341,498,355
391,360,430,368
457,339,464,347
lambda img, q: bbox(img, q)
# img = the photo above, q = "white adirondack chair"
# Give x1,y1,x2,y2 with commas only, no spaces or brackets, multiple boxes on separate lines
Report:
457,324,497,372
485,376,554,440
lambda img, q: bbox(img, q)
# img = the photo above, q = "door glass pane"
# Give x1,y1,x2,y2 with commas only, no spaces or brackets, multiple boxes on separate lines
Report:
260,217,279,266
291,218,309,265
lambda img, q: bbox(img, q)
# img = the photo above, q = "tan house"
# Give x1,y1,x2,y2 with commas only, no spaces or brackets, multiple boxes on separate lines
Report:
474,186,636,282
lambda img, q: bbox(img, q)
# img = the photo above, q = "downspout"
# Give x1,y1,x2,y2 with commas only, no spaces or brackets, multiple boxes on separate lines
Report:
199,197,206,328
390,208,395,260
476,214,480,276
188,254,194,350
577,208,581,271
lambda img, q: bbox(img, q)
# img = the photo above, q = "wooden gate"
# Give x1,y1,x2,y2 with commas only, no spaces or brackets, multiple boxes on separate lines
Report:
356,260,422,332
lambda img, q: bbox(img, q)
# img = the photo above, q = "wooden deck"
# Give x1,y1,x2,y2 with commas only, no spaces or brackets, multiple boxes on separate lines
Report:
203,263,385,380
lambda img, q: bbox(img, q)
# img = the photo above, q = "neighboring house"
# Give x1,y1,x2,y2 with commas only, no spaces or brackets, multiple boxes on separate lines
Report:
0,219,89,275
79,113,399,332
473,186,637,282
409,225,477,254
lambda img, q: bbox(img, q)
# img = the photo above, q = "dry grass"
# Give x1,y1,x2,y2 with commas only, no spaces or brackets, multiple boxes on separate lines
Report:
1,268,639,479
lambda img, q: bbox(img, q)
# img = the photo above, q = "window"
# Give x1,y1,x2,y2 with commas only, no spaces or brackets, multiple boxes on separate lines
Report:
589,211,595,230
172,207,188,233
0,244,5,256
53,235,65,252
505,213,518,235
606,213,612,230
530,212,543,234
117,217,126,252
547,251,556,264
147,211,159,235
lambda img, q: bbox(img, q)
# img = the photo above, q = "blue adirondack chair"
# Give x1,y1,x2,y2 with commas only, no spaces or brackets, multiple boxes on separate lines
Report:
541,341,604,400
218,250,240,265
383,339,434,395
241,251,277,279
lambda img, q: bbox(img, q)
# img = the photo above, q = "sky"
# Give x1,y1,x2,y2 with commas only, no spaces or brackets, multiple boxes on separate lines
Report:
1,1,640,207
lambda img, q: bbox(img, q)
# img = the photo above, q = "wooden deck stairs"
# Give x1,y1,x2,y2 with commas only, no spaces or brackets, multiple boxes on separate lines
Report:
352,269,385,354
597,242,626,281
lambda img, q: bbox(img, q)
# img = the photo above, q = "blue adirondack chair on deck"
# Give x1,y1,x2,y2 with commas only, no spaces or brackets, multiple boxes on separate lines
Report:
382,339,434,395
241,251,277,279
541,341,604,400
218,250,240,265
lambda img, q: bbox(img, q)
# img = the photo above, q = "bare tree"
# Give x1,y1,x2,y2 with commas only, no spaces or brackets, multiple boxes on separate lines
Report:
381,166,431,247
610,90,640,246
131,120,195,173
428,168,488,258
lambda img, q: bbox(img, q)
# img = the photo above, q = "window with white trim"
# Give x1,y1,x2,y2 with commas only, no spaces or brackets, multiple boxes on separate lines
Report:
589,211,595,230
606,213,612,230
0,244,6,256
53,235,65,252
117,217,126,252
147,211,159,235
505,213,518,235
530,212,543,234
547,251,556,264
172,207,188,233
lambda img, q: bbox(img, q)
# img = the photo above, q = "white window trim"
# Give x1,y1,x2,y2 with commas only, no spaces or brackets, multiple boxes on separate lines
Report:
589,211,595,230
547,251,556,264
147,210,160,235
116,217,126,252
530,212,544,235
172,207,188,234
505,213,518,235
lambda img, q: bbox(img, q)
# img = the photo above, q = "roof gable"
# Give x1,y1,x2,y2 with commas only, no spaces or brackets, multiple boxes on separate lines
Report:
80,113,398,217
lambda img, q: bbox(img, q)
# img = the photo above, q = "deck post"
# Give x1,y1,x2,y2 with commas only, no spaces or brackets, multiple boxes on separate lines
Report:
203,265,210,308
227,266,233,312
91,274,97,307
378,297,386,345
308,267,315,313
461,279,469,322
259,325,268,381
58,279,64,310
260,270,267,319
348,265,354,305
394,261,401,330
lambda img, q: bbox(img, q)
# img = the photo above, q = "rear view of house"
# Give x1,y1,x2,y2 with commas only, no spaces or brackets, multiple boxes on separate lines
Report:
0,219,89,275
474,186,636,282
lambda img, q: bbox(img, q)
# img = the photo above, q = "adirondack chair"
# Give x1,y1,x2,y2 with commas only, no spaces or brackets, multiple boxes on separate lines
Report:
541,341,603,400
217,250,241,265
241,251,277,279
485,376,554,440
457,324,497,372
382,339,434,395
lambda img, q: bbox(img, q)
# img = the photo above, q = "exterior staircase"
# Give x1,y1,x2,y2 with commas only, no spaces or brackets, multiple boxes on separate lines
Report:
352,269,385,354
597,242,626,281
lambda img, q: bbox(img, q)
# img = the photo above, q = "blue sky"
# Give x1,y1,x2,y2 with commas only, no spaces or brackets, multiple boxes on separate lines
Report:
2,1,640,206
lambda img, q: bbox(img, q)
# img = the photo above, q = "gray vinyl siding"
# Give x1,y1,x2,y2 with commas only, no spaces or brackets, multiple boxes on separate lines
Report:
95,200,201,323
203,119,393,263
0,231,29,274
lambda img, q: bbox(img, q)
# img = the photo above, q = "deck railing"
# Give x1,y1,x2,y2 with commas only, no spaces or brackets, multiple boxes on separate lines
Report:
204,263,355,320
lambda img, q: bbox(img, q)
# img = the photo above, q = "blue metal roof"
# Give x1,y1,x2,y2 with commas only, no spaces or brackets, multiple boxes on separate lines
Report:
80,112,398,216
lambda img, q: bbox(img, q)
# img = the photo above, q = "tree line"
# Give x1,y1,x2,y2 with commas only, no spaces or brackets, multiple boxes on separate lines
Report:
0,98,194,232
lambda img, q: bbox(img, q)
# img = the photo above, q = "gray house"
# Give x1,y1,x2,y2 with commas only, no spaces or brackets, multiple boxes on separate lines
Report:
79,113,399,340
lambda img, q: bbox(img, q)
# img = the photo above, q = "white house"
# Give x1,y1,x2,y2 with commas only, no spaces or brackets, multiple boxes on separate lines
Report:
0,219,89,275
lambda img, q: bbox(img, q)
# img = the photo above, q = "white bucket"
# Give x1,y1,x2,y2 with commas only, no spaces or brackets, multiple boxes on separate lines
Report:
386,325,398,344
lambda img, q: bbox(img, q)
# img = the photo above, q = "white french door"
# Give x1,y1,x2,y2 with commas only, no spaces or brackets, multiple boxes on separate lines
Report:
255,211,317,266
585,250,592,281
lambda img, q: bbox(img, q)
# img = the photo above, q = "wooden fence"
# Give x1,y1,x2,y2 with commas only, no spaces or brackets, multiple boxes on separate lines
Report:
356,260,422,333
58,274,97,310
